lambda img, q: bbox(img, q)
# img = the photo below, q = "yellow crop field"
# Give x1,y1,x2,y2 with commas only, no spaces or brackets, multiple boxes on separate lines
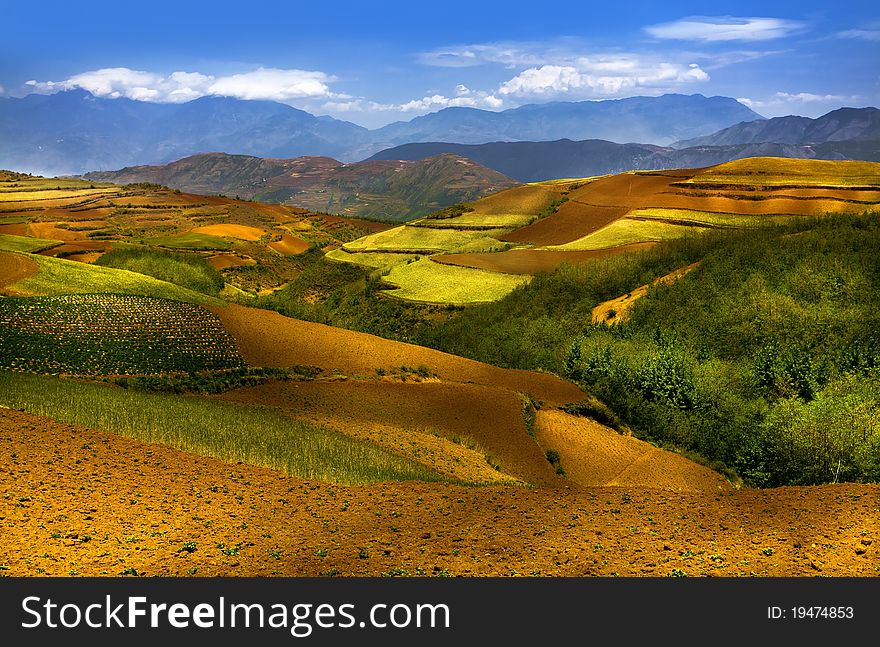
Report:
381,257,530,304
627,208,795,228
548,218,705,251
419,212,535,228
0,187,120,202
343,225,507,254
325,248,419,269
687,157,880,187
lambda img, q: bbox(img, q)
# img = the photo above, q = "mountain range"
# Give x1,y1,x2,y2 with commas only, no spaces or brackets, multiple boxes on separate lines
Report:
369,108,880,182
83,152,516,221
0,90,760,175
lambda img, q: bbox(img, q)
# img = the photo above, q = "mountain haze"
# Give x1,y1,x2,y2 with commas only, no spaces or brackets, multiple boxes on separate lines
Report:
1,90,761,175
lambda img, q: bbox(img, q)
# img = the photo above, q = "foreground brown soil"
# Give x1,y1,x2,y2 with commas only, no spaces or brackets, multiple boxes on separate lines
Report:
1,408,876,577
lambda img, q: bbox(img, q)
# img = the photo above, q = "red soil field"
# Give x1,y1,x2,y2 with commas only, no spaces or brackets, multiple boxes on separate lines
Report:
500,203,629,246
211,304,586,406
268,233,311,255
1,408,875,577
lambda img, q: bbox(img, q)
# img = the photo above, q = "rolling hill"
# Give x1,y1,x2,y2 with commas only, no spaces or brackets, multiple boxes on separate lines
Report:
368,125,880,183
83,152,517,221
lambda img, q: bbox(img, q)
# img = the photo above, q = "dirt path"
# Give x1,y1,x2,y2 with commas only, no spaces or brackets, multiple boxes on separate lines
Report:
592,262,700,325
0,252,38,294
1,408,876,577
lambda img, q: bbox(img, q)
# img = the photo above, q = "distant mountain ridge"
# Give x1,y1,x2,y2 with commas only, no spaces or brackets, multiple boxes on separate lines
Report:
1,90,761,175
674,107,880,148
368,134,880,182
83,152,517,222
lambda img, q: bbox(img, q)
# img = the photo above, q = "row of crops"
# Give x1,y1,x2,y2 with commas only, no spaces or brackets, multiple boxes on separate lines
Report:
0,294,244,375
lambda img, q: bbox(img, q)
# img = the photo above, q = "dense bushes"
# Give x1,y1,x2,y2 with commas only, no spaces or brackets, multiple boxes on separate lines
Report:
96,246,224,295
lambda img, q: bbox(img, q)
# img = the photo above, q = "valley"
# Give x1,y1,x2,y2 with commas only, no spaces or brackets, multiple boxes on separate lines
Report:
1,156,878,578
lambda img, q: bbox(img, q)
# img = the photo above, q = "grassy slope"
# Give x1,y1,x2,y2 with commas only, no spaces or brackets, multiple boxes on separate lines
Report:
10,254,222,306
0,371,445,485
0,233,62,253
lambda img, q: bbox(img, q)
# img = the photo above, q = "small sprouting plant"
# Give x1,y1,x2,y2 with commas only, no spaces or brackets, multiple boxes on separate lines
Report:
180,541,197,554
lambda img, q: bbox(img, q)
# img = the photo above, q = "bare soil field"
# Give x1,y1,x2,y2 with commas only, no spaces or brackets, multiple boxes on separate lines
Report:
206,254,257,270
434,243,656,275
217,379,559,486
500,203,629,246
0,251,37,292
1,408,875,577
192,224,267,240
212,304,586,406
268,233,311,255
535,410,727,492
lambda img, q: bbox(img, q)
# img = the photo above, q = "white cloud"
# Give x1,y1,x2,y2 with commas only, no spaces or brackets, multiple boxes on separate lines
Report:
737,91,863,117
645,16,806,42
25,66,338,104
417,42,547,68
836,29,880,42
498,57,709,98
397,91,502,112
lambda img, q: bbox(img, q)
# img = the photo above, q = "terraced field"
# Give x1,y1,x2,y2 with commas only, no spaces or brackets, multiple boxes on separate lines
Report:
331,158,880,304
0,172,389,294
0,294,242,375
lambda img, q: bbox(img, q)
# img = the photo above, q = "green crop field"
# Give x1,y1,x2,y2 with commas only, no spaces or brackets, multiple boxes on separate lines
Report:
0,216,30,224
0,371,447,485
0,294,242,375
144,232,232,250
10,254,222,305
549,218,707,251
0,233,62,253
381,257,530,304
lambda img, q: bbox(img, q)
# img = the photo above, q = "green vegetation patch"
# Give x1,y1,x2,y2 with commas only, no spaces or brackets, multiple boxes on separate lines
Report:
0,371,447,485
0,216,30,224
95,246,224,295
325,248,418,270
0,233,63,253
144,232,232,250
381,257,530,304
12,254,222,305
0,294,242,375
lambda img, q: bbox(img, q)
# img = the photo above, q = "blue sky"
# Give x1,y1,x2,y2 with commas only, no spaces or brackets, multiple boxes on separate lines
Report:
2,0,878,127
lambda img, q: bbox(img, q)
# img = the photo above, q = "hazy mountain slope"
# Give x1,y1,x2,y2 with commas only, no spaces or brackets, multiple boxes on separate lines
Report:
675,107,880,148
1,90,760,175
84,152,517,221
370,94,762,150
369,139,880,182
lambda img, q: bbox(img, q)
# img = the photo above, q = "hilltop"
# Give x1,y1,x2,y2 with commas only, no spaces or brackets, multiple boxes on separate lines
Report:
83,152,517,222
